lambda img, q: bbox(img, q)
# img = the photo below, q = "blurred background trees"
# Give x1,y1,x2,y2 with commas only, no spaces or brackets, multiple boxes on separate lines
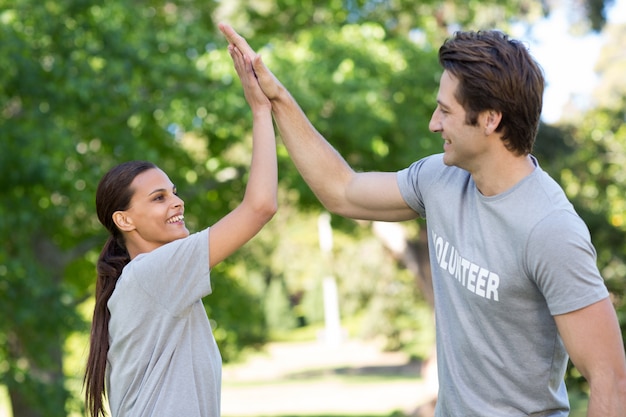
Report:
1,0,624,415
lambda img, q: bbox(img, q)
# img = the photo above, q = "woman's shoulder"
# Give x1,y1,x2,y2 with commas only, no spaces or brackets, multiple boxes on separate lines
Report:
112,228,212,310
145,228,209,258
124,228,210,278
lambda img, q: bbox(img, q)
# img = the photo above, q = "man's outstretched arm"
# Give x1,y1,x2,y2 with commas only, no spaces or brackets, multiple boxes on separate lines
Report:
219,23,418,222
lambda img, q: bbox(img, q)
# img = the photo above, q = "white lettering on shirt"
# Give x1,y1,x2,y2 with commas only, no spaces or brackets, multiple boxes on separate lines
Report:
432,230,500,301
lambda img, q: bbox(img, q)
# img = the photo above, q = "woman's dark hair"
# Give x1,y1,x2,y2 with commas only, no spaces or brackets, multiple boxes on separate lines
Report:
438,30,545,155
84,160,156,417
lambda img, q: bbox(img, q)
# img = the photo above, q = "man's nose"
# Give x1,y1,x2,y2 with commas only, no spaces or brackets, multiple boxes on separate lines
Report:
429,110,441,133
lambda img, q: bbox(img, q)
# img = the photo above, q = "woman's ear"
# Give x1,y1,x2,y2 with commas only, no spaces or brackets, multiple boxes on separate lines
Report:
112,211,135,232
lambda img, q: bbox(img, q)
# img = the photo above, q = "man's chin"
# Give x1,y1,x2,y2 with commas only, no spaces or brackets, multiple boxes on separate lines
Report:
442,153,455,166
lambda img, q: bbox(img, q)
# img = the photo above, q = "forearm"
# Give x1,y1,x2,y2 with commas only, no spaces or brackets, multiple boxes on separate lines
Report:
270,87,355,211
557,298,626,417
220,30,415,221
218,26,360,213
586,373,626,416
243,107,278,220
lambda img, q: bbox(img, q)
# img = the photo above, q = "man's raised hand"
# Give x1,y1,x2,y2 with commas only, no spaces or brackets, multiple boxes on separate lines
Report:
219,23,283,101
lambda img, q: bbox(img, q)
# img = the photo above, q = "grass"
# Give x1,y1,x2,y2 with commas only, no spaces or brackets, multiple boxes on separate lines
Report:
0,317,590,417
0,377,590,417
226,414,407,417
221,334,589,417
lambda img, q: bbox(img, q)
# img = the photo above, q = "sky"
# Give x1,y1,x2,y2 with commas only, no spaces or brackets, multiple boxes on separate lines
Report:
522,0,626,123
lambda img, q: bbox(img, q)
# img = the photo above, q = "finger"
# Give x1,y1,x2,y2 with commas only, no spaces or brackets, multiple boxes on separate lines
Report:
228,44,242,62
227,45,243,73
218,23,257,59
221,23,254,57
252,54,264,71
230,46,259,92
233,46,252,77
251,54,271,82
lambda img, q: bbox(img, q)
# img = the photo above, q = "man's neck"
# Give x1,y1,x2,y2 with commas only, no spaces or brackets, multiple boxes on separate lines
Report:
471,153,536,196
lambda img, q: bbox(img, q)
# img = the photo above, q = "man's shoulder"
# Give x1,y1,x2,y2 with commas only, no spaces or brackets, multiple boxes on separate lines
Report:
403,153,467,178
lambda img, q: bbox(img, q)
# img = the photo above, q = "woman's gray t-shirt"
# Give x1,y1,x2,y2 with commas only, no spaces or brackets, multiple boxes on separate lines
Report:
397,154,608,417
106,228,221,417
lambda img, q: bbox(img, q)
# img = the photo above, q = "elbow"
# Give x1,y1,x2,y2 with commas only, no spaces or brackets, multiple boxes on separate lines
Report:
241,187,278,226
310,170,361,218
318,196,358,219
311,191,346,217
323,203,350,218
263,200,278,223
254,198,278,225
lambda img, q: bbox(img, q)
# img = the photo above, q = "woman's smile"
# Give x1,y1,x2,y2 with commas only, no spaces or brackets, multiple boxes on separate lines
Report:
166,214,185,224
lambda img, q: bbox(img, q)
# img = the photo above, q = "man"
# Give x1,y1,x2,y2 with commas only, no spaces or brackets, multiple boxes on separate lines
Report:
219,23,626,416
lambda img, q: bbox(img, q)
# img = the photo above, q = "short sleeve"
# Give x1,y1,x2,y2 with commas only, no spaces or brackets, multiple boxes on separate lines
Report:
125,228,212,316
397,155,442,218
526,211,609,315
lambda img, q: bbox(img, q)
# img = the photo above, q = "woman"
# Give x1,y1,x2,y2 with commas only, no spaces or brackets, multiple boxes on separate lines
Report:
83,45,277,417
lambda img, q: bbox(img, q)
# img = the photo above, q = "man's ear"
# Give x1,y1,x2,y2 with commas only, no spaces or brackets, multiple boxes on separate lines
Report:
112,211,135,232
483,110,503,135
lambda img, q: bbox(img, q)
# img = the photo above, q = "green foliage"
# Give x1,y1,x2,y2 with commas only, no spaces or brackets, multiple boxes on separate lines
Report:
220,0,549,39
243,199,432,358
557,104,626,311
0,0,620,414
0,0,252,414
532,16,626,397
535,104,626,393
204,262,269,363
264,276,299,333
243,22,442,206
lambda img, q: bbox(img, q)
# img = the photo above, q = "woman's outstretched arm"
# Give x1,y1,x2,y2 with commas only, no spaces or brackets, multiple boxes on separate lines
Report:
208,45,278,268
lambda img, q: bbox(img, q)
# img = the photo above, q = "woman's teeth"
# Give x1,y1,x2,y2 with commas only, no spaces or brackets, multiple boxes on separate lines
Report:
166,215,184,224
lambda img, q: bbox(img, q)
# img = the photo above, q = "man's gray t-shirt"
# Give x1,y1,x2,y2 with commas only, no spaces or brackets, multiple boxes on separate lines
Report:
107,228,221,417
397,154,608,417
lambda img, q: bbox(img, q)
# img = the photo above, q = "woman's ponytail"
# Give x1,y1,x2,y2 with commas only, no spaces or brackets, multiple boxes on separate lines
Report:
84,234,129,417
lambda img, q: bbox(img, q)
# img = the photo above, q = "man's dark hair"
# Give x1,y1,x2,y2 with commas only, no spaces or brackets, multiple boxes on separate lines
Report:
439,30,545,155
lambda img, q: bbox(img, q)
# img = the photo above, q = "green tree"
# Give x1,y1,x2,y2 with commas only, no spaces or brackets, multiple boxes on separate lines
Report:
530,14,626,396
534,104,626,396
537,3,626,333
0,0,265,414
0,0,619,414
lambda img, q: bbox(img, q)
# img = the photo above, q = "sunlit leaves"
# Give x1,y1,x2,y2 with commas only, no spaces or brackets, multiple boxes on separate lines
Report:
255,22,439,189
551,95,626,324
1,0,620,413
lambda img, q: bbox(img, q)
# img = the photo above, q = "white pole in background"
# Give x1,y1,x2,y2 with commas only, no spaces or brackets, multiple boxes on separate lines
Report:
317,212,342,347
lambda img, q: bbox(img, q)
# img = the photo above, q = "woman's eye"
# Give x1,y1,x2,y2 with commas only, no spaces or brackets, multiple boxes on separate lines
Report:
153,195,164,201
